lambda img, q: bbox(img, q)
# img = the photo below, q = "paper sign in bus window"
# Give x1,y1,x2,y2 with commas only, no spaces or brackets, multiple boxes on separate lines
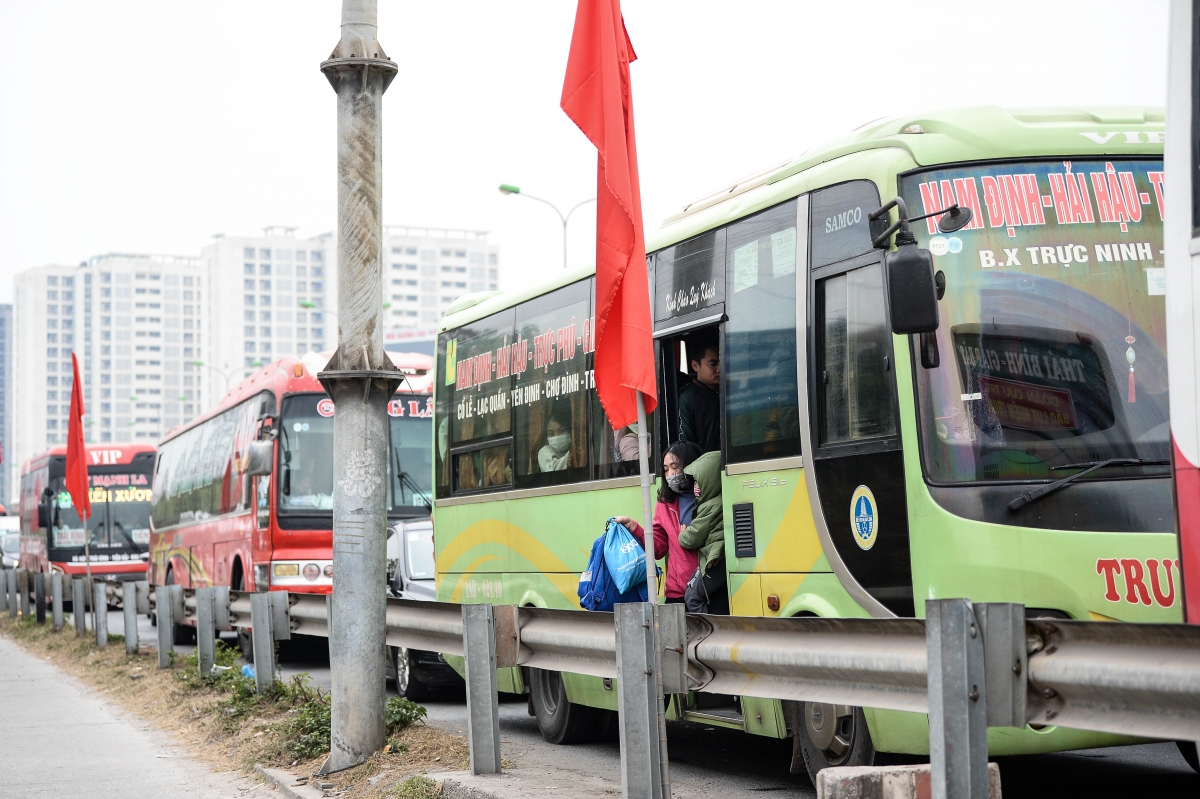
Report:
951,324,1115,439
1146,267,1166,296
978,375,1077,431
771,228,797,277
733,240,759,293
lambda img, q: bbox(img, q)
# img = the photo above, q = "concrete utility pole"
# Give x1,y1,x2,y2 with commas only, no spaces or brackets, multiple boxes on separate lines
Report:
318,0,401,774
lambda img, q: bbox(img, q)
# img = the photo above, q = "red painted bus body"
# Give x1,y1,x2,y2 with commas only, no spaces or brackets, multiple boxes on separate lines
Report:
18,443,156,580
149,352,433,597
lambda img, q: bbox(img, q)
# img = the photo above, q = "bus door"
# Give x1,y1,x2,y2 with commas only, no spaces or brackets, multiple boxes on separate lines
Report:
805,182,914,617
650,227,727,454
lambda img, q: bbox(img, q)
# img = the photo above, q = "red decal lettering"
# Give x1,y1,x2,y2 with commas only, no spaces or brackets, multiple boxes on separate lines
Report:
1107,170,1135,224
1070,173,1094,223
1148,558,1176,607
1048,173,1073,223
981,176,1005,228
408,400,422,416
1120,558,1151,605
1020,174,1045,225
951,177,986,230
1000,174,1030,227
1147,171,1166,221
919,181,943,234
1091,170,1115,222
1096,558,1122,602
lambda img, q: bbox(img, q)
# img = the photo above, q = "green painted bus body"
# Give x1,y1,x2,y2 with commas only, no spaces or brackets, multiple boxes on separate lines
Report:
434,106,1173,755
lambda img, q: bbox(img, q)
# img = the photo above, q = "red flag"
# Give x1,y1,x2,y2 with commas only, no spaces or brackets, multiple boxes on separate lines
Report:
65,353,91,521
561,0,656,428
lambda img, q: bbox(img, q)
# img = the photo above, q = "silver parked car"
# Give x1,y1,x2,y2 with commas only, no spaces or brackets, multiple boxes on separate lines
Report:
0,517,21,570
385,518,463,700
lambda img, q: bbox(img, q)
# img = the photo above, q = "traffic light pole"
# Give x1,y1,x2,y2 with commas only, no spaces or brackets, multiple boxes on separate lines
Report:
318,0,402,774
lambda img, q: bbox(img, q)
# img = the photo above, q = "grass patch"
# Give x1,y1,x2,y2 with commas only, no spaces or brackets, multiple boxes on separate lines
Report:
0,613,471,798
389,775,440,798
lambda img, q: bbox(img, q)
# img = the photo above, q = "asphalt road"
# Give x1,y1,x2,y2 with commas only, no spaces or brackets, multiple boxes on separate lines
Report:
102,613,1200,798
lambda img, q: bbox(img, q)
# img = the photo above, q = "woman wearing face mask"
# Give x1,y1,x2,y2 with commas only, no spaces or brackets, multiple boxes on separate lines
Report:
614,441,703,603
537,405,574,472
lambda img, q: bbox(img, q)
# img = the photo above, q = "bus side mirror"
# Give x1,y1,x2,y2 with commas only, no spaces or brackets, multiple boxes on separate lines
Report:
246,441,275,477
886,239,940,335
37,503,50,529
871,197,969,336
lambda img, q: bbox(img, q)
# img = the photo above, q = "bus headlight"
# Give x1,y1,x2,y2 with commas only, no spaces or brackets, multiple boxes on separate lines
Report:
323,564,333,578
302,563,320,581
274,563,300,577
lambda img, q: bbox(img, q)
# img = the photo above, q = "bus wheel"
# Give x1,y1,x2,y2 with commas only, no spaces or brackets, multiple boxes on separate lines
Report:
232,569,254,663
529,668,601,745
391,646,429,702
1178,741,1200,773
163,569,195,646
796,703,877,782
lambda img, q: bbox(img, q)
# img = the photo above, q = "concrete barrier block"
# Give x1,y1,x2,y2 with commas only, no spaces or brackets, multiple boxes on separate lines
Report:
816,762,1001,799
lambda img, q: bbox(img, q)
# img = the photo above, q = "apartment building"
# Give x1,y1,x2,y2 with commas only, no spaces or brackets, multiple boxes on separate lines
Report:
201,228,335,400
13,254,208,470
380,226,500,328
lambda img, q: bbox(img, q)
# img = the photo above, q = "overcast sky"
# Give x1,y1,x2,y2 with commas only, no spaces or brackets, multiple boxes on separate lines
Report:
0,1,1168,304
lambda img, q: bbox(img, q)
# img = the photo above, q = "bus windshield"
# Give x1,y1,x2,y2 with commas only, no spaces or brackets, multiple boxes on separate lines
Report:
48,474,152,552
390,413,433,515
901,159,1168,484
278,393,433,518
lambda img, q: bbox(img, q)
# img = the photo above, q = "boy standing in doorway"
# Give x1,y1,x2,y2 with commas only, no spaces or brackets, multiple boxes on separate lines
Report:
678,330,720,453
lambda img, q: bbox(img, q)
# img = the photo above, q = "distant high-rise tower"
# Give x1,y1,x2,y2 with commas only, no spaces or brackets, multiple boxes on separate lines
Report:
0,304,12,506
13,255,208,470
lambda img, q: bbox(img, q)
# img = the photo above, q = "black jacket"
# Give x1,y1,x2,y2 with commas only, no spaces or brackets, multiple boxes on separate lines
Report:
678,380,720,454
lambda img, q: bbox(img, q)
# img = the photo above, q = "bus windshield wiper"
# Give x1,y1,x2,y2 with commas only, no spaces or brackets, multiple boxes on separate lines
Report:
1008,458,1170,511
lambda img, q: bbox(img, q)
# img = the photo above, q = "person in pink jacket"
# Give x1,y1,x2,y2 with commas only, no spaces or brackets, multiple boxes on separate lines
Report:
614,441,704,602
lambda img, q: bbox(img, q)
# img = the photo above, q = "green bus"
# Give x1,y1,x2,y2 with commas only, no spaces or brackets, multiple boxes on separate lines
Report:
432,105,1177,781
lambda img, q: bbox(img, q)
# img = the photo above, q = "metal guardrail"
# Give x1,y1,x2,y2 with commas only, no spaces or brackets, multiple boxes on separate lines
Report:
1025,618,1200,741
6,567,1200,799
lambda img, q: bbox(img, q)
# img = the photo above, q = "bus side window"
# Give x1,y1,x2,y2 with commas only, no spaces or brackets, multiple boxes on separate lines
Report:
724,199,802,463
512,282,590,488
818,263,896,444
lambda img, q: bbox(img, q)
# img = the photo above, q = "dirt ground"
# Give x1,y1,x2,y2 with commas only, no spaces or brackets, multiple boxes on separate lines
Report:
0,614,471,798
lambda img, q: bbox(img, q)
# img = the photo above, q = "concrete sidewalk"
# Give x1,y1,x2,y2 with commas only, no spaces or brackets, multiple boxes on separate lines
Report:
0,635,256,798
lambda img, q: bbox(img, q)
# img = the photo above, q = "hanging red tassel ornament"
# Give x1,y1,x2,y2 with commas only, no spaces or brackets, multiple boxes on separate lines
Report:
1126,334,1137,404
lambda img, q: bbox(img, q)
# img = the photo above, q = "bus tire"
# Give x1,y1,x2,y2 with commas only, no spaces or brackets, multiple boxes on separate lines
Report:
795,703,877,783
163,569,195,646
231,566,254,663
529,668,601,745
1178,741,1200,773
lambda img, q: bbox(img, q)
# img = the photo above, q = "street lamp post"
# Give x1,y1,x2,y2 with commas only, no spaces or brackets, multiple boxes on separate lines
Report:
499,184,595,269
318,0,401,774
190,360,233,399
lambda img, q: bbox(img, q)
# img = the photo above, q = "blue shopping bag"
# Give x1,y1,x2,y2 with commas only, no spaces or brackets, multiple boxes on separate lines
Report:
603,517,647,595
578,529,648,611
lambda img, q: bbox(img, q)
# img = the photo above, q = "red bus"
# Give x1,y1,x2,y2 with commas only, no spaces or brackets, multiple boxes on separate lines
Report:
148,351,433,605
18,444,155,581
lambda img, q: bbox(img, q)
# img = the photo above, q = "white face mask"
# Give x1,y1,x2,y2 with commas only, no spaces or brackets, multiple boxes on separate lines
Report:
548,433,572,454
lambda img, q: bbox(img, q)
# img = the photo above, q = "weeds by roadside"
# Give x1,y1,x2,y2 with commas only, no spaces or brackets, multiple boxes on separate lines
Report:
0,614,468,798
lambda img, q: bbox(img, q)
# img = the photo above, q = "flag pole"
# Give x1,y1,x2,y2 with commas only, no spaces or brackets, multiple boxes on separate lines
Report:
83,508,92,630
636,389,671,798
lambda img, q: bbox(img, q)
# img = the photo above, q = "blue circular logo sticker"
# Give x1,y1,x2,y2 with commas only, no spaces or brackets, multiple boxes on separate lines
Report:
850,485,878,551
